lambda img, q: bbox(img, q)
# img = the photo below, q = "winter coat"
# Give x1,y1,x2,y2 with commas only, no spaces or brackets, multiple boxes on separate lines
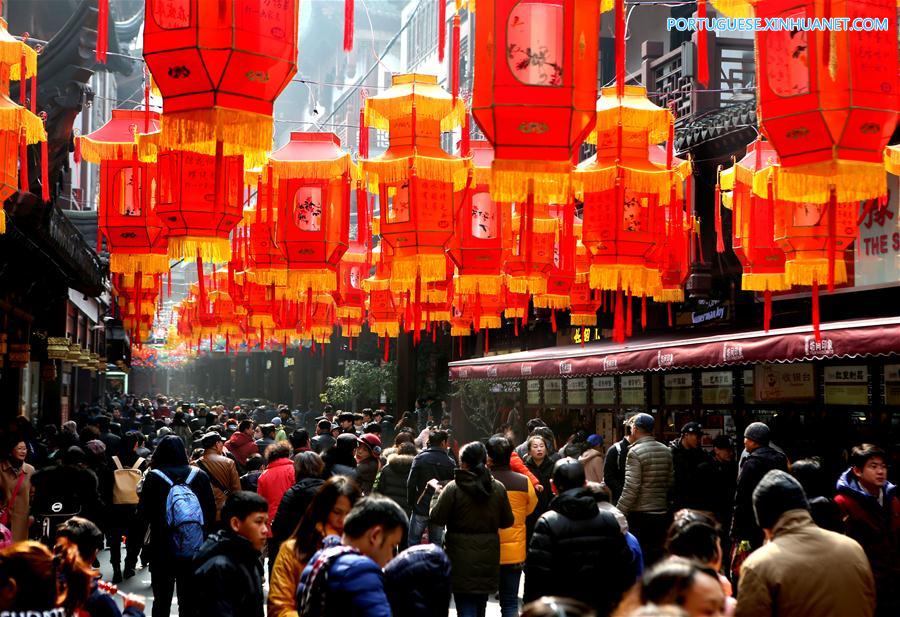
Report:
525,487,636,615
311,433,335,454
224,432,258,467
492,465,538,565
268,539,305,617
429,467,514,594
669,439,710,511
384,544,453,617
193,530,264,617
356,456,380,495
30,463,102,528
297,546,392,617
256,438,276,456
735,509,876,617
323,448,358,480
835,470,900,616
524,454,557,538
0,460,33,542
696,455,737,528
731,446,788,544
172,425,193,452
616,436,673,515
407,447,456,516
241,470,262,492
579,448,605,484
510,451,541,488
197,452,241,519
373,453,414,513
138,463,216,562
257,457,296,531
604,438,630,504
272,478,325,546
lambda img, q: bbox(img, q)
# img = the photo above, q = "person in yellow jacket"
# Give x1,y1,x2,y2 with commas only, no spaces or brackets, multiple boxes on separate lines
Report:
267,476,361,617
486,435,538,617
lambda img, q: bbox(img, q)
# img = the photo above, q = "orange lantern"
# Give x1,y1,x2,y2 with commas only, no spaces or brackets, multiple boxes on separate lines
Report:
142,0,299,167
79,109,168,275
533,203,576,312
361,74,467,292
269,132,352,294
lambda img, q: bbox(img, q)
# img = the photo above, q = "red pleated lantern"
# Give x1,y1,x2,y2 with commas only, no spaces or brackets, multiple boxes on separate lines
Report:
79,109,168,274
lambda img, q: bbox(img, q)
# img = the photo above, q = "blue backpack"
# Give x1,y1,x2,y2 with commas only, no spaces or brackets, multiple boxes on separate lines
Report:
152,468,205,559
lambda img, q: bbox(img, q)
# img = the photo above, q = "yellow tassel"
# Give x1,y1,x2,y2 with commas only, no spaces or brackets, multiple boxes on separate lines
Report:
450,325,470,336
245,268,289,287
168,236,232,264
0,30,37,81
574,165,677,202
490,160,571,204
741,272,789,293
362,276,391,292
371,219,380,236
115,273,158,289
388,254,447,286
364,74,466,132
533,294,570,310
454,275,503,296
753,161,887,203
504,307,526,319
158,108,273,168
341,323,362,338
269,155,353,182
590,85,673,145
570,313,598,326
589,264,661,295
337,306,364,319
0,105,46,145
135,131,160,163
479,315,501,330
652,288,684,303
123,301,158,315
507,274,547,295
286,269,338,293
473,166,491,187
248,314,276,329
0,210,6,235
707,0,753,18
884,145,900,176
77,137,135,164
785,258,848,287
109,252,170,275
371,321,400,338
363,155,469,193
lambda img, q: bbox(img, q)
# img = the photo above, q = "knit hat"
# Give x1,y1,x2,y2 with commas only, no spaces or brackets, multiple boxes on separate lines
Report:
271,417,282,427
744,422,771,445
753,469,809,530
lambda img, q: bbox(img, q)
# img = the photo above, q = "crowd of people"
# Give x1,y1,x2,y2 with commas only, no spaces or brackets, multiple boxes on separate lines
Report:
0,394,896,617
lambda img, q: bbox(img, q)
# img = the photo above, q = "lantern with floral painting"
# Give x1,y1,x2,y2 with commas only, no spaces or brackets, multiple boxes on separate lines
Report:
361,73,468,293
0,18,45,222
448,140,505,295
269,132,351,295
471,0,600,203
79,109,169,274
142,0,299,167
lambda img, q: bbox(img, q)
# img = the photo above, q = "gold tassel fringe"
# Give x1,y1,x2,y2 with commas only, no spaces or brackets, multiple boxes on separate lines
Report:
450,325,470,336
158,108,272,168
479,315,501,330
570,312,598,326
248,314,276,329
591,86,673,145
0,32,37,81
168,235,232,264
589,264,661,295
287,269,337,293
370,321,400,338
136,131,160,163
490,160,571,204
0,105,46,144
362,276,391,292
337,306,364,319
364,155,469,192
753,161,887,203
708,0,753,18
454,275,503,296
388,253,447,285
341,323,362,338
533,294,570,310
269,155,353,182
784,258,848,287
506,274,547,295
0,210,6,235
652,288,684,303
364,75,466,133
109,252,170,275
77,137,135,164
245,268,289,287
504,307,526,319
741,272,789,292
575,165,678,202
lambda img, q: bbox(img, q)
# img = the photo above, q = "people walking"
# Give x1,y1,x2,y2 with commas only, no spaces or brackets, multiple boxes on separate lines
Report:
0,436,34,543
406,429,456,546
669,422,709,512
256,442,296,535
579,434,605,484
731,422,788,552
196,431,241,521
604,419,634,505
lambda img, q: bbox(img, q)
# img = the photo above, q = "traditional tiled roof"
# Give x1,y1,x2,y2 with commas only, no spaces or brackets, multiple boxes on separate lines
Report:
676,98,757,153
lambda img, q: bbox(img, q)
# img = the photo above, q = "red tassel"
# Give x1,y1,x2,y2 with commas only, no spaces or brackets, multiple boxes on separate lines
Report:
827,187,837,292
667,302,673,327
18,55,25,106
226,333,231,355
484,328,489,354
19,130,28,192
437,0,447,63
383,335,390,362
96,0,109,62
358,107,368,159
196,253,206,305
432,323,437,343
812,279,821,342
144,72,151,133
581,326,585,348
74,134,82,165
458,335,463,357
348,336,353,351
641,294,647,330
450,14,461,101
167,270,172,298
96,229,103,254
615,0,625,96
763,289,772,332
514,317,519,337
343,0,354,52
714,166,724,253
696,0,708,87
461,110,471,157
521,294,529,325
550,309,557,333
613,287,625,343
30,73,36,114
625,292,633,338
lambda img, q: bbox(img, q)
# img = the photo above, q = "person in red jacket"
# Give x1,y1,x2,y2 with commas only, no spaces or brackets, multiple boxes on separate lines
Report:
225,420,259,468
257,442,296,535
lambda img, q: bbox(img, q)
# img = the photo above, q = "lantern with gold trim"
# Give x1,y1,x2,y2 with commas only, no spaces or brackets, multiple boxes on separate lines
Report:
360,74,467,293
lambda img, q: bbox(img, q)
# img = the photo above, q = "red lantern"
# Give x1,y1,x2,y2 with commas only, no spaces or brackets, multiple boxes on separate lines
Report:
79,109,168,274
533,203,576,310
361,73,467,292
142,0,299,166
270,132,352,294
472,0,600,201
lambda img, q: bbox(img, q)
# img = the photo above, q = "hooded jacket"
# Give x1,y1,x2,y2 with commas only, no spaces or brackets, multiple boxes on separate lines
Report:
525,487,635,615
835,469,900,614
224,432,258,467
491,465,538,565
579,448,605,484
373,453,414,513
272,477,326,545
257,457,296,531
735,509,876,617
296,545,391,617
384,544,453,617
193,530,264,617
429,467,514,594
731,445,788,544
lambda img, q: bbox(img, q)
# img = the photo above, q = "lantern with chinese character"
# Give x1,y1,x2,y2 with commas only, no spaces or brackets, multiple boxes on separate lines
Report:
269,132,352,294
142,0,299,167
361,73,467,293
79,109,169,274
648,144,691,304
0,18,45,217
471,0,600,203
533,202,576,313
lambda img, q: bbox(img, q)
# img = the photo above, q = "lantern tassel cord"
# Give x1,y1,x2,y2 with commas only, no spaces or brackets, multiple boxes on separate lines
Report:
96,0,108,62
696,0,708,87
812,279,821,343
763,289,772,332
714,165,724,253
437,0,447,63
613,287,625,343
344,0,355,52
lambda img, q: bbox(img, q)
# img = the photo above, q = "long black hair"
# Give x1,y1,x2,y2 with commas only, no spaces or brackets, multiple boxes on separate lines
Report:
292,475,361,563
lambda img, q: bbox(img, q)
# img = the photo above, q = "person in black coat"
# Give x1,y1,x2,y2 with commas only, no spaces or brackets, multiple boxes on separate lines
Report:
139,435,216,617
323,433,359,479
383,543,452,617
730,423,788,548
604,423,633,505
30,446,104,541
194,492,268,617
406,430,456,546
525,458,635,616
374,442,416,515
270,451,326,561
790,457,843,533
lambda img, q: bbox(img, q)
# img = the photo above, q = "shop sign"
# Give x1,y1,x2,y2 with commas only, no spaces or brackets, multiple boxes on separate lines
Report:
701,371,733,404
824,366,868,383
743,369,757,404
572,327,603,344
854,175,900,290
567,378,588,405
824,365,868,406
664,373,693,388
592,376,616,405
701,371,733,387
884,364,900,405
526,380,541,405
755,363,815,401
620,375,645,406
544,379,563,405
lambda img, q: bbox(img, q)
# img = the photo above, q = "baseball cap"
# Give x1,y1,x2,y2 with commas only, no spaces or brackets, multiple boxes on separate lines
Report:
201,432,224,449
631,413,655,432
586,434,604,447
680,422,704,435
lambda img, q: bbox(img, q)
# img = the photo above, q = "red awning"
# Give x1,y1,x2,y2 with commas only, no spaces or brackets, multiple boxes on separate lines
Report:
448,317,900,380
